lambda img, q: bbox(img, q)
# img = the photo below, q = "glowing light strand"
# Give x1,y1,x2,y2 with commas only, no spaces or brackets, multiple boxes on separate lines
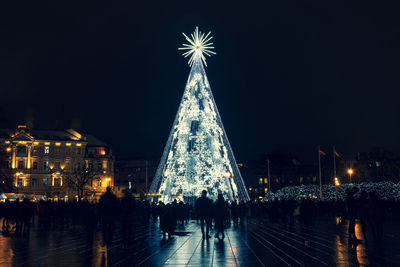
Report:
149,29,249,203
178,27,216,67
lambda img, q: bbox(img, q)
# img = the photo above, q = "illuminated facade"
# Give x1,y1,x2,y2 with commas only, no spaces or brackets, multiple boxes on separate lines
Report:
0,125,114,200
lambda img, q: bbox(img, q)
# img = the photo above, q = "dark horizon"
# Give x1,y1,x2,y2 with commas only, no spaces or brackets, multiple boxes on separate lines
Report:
1,1,399,163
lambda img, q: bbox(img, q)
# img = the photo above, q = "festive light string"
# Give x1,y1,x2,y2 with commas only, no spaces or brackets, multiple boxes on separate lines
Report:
149,28,249,203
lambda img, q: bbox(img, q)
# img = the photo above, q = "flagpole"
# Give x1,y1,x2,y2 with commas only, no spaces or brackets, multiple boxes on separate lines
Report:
318,146,322,199
333,146,337,178
267,159,271,193
333,146,337,200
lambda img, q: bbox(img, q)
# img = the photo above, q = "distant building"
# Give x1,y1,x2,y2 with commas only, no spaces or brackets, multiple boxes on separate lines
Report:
114,158,157,199
0,125,114,201
241,153,319,200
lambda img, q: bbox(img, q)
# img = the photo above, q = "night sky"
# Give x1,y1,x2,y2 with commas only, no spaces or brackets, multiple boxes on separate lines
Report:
1,1,400,163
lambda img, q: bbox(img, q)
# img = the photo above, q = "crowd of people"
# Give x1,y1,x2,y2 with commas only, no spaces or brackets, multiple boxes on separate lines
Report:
0,186,399,248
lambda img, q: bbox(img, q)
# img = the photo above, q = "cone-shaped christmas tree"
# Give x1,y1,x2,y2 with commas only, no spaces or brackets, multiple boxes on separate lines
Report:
149,27,249,203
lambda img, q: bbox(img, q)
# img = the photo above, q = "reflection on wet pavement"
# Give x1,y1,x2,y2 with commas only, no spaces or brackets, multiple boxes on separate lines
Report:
0,218,399,266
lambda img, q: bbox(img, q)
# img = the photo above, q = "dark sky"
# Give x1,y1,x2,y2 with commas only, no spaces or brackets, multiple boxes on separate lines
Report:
1,1,400,163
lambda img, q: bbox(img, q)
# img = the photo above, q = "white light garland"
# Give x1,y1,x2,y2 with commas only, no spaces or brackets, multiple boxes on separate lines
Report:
149,27,249,203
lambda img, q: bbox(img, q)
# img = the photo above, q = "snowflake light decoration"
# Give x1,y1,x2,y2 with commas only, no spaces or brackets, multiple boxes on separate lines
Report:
178,26,216,67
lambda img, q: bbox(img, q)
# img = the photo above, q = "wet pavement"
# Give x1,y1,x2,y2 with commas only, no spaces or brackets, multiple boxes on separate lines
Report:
0,217,399,266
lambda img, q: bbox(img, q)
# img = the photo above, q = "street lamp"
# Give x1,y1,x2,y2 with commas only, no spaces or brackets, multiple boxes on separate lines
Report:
334,177,340,200
347,169,354,183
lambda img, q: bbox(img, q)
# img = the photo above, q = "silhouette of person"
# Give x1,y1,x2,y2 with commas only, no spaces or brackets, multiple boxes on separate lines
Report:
214,194,227,239
346,187,360,245
99,187,118,246
120,190,136,249
195,190,212,239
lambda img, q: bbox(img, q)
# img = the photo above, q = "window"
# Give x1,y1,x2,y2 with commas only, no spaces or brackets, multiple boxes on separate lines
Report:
54,178,61,187
17,178,23,187
55,161,60,169
88,163,93,170
18,160,24,169
33,162,38,170
264,178,268,184
97,163,102,170
31,178,37,187
55,147,60,154
264,188,268,193
17,146,26,154
44,146,50,154
44,161,49,170
94,147,106,156
43,178,48,187
77,148,81,154
259,178,263,184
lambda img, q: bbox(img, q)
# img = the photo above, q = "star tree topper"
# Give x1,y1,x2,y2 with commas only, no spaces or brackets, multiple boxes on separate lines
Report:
178,26,216,67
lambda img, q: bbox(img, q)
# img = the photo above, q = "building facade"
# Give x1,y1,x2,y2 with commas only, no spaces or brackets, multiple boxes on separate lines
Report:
0,125,114,201
114,158,157,199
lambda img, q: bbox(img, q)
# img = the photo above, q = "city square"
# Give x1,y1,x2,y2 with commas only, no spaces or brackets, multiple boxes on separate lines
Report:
1,0,400,266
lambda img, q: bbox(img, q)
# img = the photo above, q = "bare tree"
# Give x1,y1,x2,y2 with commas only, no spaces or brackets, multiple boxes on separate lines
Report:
63,167,99,201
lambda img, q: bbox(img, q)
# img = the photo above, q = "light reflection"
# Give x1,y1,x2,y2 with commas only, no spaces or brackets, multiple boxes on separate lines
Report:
354,222,370,266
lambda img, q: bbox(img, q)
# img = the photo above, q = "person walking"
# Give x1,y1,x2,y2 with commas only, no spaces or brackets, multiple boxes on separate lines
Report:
120,190,136,249
214,194,228,239
99,187,118,246
346,187,360,245
195,190,212,239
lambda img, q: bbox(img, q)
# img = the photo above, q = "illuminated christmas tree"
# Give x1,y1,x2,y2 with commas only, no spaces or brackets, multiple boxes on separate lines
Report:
149,27,249,203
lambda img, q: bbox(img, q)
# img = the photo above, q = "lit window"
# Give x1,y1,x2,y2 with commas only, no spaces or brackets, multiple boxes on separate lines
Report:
44,146,50,154
55,142,61,146
33,141,39,145
44,142,50,146
76,143,82,147
249,187,252,191
66,143,71,146
259,178,263,184
255,188,258,193
95,147,106,156
264,178,268,184
264,188,268,193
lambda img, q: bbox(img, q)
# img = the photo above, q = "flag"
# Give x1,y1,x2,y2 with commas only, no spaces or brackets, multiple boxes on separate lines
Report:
319,149,326,156
334,148,340,157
